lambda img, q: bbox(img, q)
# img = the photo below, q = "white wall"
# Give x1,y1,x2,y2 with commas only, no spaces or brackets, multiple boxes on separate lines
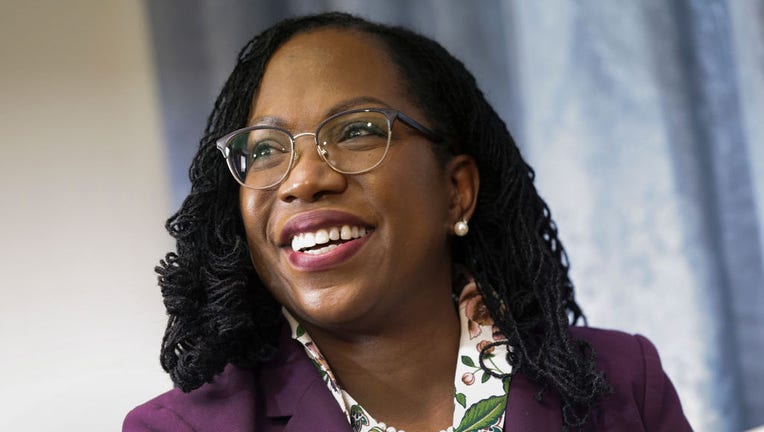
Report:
0,1,173,429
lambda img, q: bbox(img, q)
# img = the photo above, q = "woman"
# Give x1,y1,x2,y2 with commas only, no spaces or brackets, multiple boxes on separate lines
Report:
125,12,691,432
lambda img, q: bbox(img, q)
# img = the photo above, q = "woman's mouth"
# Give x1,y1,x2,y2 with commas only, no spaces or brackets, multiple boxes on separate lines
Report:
279,211,375,272
290,225,370,255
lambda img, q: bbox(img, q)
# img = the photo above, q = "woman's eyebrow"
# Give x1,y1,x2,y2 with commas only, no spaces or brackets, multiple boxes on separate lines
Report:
249,115,284,127
324,96,391,117
248,96,393,128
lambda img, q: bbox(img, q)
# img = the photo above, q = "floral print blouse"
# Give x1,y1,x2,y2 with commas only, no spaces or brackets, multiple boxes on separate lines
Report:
282,278,513,432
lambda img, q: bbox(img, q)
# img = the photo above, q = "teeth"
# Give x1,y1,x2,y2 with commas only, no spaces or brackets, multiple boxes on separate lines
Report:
315,229,329,244
290,224,370,253
340,225,352,240
304,243,339,255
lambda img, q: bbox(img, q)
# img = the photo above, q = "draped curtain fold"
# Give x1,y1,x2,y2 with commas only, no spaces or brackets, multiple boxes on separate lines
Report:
146,1,764,430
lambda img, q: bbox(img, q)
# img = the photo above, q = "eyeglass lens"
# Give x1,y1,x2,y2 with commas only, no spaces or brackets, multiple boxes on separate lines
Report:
226,110,391,189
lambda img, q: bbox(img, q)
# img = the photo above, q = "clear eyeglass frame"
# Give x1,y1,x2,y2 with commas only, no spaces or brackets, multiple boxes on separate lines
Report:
215,107,443,190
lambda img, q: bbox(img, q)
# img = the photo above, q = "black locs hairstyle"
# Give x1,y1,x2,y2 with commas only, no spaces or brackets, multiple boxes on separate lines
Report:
157,12,610,431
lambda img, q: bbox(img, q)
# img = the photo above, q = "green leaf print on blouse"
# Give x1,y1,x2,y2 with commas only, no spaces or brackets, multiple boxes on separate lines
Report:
461,355,476,368
460,352,508,388
456,391,467,408
453,394,507,432
350,404,370,429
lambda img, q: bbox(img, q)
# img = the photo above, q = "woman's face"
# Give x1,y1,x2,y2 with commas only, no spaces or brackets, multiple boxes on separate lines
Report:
240,29,470,333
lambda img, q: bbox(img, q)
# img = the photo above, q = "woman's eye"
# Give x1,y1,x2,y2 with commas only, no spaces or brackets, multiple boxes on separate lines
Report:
341,121,385,140
251,141,279,159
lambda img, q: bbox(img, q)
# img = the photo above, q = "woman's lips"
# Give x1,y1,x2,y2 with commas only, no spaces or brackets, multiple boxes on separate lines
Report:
278,210,372,246
291,225,369,252
278,210,375,272
285,232,371,272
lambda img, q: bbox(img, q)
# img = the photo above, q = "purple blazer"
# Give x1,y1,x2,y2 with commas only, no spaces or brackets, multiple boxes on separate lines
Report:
124,327,692,431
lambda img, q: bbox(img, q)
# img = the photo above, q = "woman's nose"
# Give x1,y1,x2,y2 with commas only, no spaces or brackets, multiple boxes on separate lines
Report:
277,138,347,203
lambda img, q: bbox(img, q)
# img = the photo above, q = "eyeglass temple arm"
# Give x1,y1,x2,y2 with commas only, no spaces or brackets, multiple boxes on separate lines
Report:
395,111,444,144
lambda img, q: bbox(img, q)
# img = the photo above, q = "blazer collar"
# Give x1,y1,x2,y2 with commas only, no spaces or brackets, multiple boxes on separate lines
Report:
259,324,352,431
259,325,566,432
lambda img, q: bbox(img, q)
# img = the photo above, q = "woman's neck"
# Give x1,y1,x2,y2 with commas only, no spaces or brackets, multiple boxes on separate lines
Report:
302,288,460,432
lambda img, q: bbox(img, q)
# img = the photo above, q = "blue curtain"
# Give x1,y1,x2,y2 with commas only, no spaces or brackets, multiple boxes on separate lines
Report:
146,1,764,430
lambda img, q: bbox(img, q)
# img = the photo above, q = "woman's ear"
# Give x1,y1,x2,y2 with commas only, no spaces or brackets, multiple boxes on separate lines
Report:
445,154,480,229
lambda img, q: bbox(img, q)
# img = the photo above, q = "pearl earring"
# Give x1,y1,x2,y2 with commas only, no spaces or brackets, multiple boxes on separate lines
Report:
454,218,469,237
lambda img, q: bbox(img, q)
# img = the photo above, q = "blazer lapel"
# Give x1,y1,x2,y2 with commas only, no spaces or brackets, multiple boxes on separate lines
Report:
259,325,352,432
283,377,353,432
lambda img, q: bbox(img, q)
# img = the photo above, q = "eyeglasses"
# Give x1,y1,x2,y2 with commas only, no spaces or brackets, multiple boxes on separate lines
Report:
216,108,442,190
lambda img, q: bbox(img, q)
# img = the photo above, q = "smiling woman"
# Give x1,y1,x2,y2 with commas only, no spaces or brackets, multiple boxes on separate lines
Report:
240,30,464,339
124,12,692,432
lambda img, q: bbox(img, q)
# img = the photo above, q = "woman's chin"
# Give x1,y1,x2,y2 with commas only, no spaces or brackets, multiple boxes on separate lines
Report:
287,296,383,335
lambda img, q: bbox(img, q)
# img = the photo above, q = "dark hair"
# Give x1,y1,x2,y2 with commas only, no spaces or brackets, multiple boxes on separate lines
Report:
157,12,610,430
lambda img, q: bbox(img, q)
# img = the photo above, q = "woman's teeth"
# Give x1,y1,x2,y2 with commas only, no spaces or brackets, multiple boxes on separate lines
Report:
291,225,368,253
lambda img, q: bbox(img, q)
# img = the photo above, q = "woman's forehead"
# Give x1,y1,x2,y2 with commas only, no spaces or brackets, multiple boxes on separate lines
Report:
249,29,417,127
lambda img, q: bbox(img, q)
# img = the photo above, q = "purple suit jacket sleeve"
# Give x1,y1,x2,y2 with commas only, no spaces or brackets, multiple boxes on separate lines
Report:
123,365,259,432
579,328,692,431
124,327,692,431
636,334,691,430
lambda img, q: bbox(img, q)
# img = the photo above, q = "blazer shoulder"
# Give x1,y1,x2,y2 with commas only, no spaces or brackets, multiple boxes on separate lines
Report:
122,364,257,432
569,327,693,431
123,393,195,432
